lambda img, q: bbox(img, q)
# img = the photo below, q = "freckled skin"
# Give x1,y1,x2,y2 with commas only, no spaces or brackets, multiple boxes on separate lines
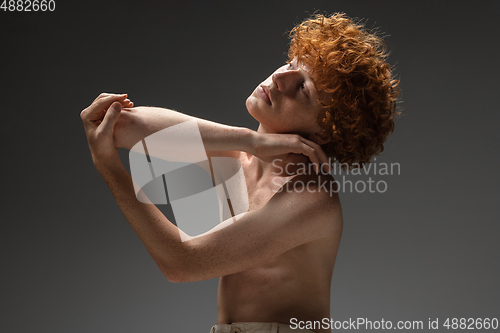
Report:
82,59,343,333
214,150,342,333
215,59,343,332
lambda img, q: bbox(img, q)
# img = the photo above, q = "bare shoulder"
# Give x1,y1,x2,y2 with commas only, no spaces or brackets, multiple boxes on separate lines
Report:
279,172,340,203
270,172,343,235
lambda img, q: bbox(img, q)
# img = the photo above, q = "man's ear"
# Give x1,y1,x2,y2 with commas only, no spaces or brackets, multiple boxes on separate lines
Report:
309,131,331,145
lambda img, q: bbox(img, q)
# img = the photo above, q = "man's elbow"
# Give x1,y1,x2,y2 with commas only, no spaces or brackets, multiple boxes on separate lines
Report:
156,258,202,283
162,270,186,283
162,268,193,283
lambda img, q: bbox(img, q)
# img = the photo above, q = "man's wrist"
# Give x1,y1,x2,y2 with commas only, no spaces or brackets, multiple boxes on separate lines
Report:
239,127,258,155
93,152,125,175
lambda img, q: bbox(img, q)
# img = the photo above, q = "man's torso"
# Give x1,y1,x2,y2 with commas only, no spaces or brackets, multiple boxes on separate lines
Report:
214,152,342,332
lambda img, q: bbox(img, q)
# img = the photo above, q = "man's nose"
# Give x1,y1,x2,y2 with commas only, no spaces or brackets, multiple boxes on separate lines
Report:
272,70,300,94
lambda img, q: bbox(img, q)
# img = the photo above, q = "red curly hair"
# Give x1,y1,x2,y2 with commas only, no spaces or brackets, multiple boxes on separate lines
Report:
288,13,400,169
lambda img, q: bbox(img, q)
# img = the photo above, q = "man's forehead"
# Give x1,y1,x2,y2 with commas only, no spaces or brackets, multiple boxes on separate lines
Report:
291,57,311,72
290,57,324,101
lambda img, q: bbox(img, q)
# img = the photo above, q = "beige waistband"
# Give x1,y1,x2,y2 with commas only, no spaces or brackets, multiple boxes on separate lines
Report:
210,322,315,333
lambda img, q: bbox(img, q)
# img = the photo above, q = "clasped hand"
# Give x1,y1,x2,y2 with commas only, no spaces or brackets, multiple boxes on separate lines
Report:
251,132,332,175
80,93,133,168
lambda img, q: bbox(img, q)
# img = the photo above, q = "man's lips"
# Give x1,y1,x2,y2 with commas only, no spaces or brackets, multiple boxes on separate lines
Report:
258,85,272,105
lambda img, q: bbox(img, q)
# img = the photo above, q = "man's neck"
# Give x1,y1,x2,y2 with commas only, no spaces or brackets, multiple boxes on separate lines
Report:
243,124,275,183
245,123,304,184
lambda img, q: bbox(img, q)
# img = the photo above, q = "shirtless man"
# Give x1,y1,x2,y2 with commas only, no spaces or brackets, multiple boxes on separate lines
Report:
80,13,399,333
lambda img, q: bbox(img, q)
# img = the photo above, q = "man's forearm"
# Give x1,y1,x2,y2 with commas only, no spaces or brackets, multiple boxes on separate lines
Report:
114,106,256,155
96,157,187,281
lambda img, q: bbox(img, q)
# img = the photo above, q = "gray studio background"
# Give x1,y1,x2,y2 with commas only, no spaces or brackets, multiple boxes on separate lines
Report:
1,1,499,332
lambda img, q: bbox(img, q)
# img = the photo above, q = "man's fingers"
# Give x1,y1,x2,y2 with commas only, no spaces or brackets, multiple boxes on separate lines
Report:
92,92,127,104
99,102,122,134
297,137,331,174
123,99,134,107
282,136,320,172
92,93,110,104
304,145,321,173
258,133,332,174
291,141,319,173
91,94,127,111
81,94,128,124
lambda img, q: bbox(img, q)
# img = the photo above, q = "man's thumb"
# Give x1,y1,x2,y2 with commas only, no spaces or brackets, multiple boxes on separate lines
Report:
101,101,122,132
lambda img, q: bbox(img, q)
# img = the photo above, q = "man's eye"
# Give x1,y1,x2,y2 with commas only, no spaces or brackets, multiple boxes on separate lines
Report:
288,63,293,70
300,82,305,90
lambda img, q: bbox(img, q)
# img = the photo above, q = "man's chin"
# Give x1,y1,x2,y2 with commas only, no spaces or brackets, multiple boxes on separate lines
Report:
246,97,266,122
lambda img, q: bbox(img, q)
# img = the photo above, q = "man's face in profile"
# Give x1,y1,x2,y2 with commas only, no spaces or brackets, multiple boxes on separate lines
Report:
246,57,325,137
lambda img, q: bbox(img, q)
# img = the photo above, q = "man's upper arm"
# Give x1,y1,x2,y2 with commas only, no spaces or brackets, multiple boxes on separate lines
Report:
114,107,190,150
166,175,342,282
113,107,241,160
